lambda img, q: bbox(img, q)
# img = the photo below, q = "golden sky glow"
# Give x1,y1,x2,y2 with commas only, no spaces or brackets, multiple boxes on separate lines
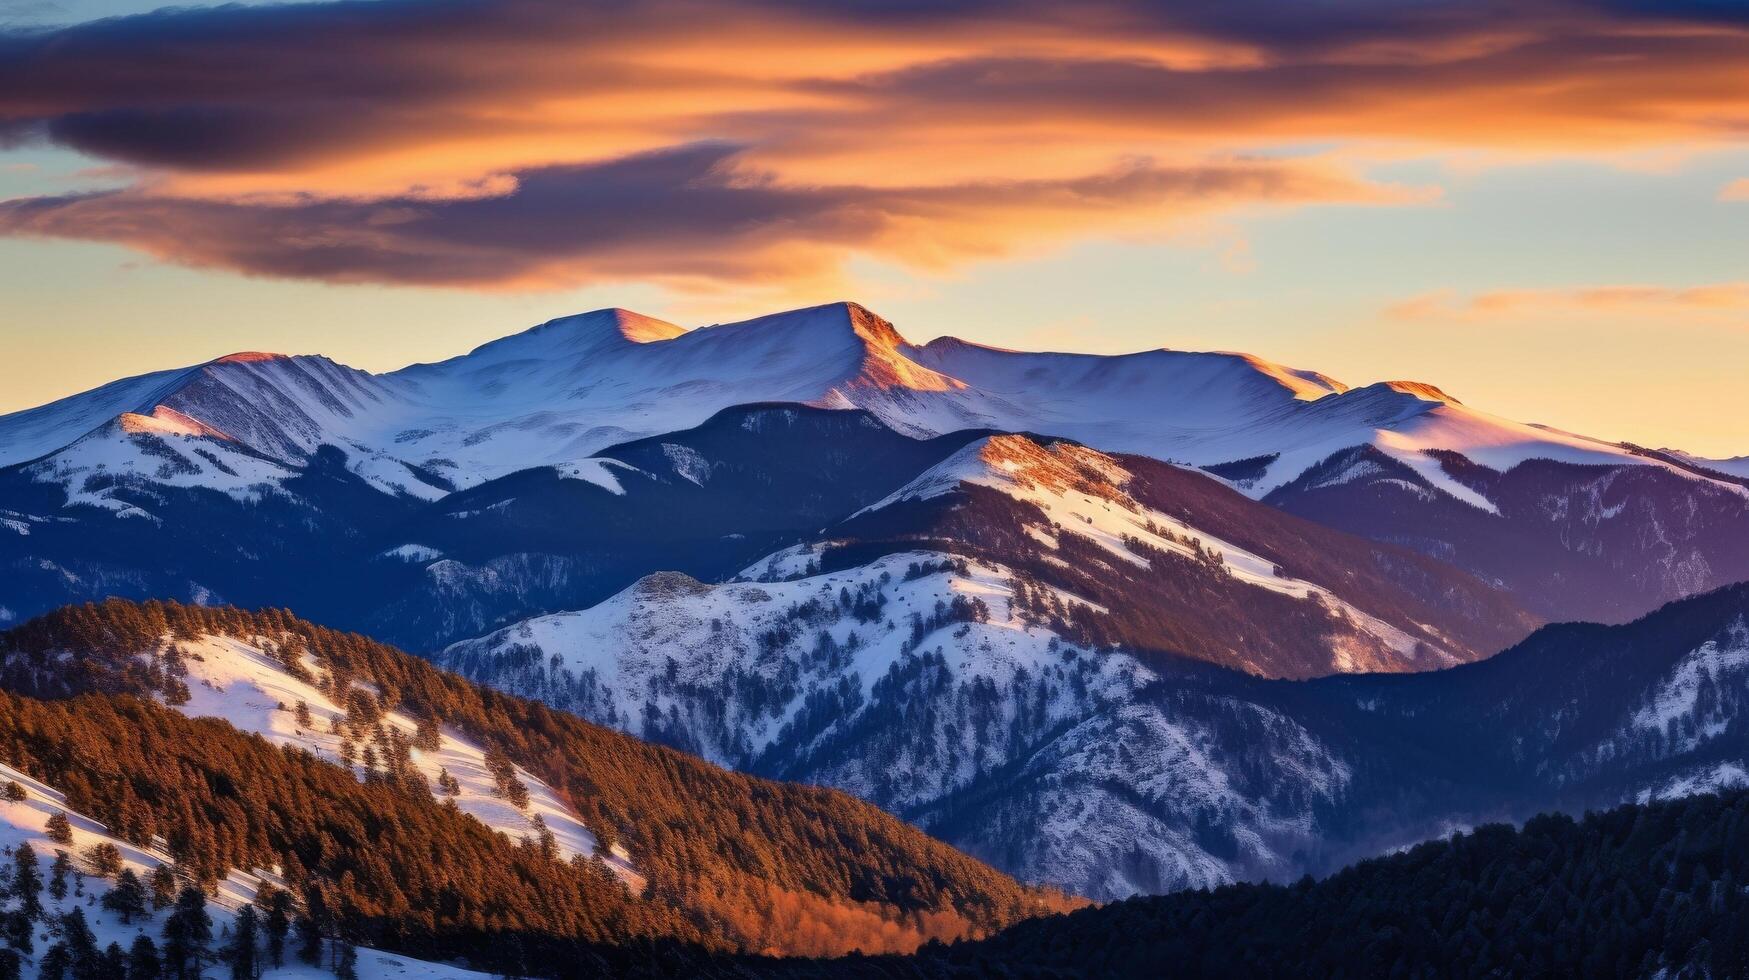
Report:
1,0,1746,455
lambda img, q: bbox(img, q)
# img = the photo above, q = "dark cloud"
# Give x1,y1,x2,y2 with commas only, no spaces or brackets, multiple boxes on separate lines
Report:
0,0,1743,287
2,0,1742,168
0,141,1386,287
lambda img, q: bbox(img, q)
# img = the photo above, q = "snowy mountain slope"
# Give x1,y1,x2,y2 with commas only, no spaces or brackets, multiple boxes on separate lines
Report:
164,632,641,885
0,403,990,650
900,336,1728,502
353,404,991,650
4,299,1744,640
1664,449,1749,482
852,435,1443,673
2,623,639,887
0,352,440,505
0,304,974,503
443,561,1749,901
0,599,1066,961
441,550,1354,898
825,432,1536,677
0,762,491,980
1267,445,1749,624
6,301,1734,511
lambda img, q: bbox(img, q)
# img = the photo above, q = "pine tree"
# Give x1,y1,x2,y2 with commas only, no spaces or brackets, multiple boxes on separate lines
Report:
49,850,70,902
334,940,358,980
45,811,73,845
102,868,148,924
127,935,161,980
0,783,24,804
0,947,19,980
149,865,177,910
295,913,322,965
10,844,41,923
83,842,123,878
531,814,558,862
256,883,293,968
162,886,212,980
414,714,443,753
226,905,259,980
38,942,70,980
0,913,29,956
99,942,127,980
60,908,98,979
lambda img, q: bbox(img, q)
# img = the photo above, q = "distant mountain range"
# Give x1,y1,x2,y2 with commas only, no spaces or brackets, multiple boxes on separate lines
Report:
4,301,1745,638
5,301,1730,503
2,300,1747,917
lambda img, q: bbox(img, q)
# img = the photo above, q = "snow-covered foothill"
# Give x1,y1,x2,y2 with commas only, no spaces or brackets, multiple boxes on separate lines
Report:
153,634,640,886
859,435,1441,667
440,549,1353,898
0,762,491,979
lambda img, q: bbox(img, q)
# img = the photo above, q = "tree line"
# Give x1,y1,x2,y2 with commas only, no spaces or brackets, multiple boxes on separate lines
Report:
0,599,1066,964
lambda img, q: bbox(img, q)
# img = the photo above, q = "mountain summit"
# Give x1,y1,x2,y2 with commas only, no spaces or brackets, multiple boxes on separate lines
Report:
4,300,1746,633
2,300,1712,503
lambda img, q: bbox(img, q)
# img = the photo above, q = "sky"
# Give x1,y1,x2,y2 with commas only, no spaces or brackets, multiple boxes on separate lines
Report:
1,0,1746,456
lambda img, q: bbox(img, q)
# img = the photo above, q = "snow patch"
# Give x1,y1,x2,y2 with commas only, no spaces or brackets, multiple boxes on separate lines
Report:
155,634,640,887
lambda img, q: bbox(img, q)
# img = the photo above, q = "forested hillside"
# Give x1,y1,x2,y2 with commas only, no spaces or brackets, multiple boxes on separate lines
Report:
721,788,1749,978
0,600,1069,971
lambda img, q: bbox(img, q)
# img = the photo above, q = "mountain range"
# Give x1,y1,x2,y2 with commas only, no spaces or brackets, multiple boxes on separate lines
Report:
5,301,1746,640
1,300,1747,973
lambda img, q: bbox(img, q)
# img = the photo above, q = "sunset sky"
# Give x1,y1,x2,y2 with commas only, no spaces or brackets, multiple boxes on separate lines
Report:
2,0,1746,456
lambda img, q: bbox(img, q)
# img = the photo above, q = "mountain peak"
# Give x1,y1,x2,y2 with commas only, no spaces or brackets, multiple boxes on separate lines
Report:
210,351,290,365
530,308,686,346
706,301,910,348
445,308,686,365
1377,380,1460,404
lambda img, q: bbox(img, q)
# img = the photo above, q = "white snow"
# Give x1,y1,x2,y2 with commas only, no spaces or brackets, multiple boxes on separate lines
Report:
553,457,635,494
26,417,291,511
1629,619,1749,750
1670,450,1749,480
903,339,1727,503
0,762,491,979
380,544,444,562
1638,764,1749,803
659,444,711,486
449,550,1110,763
441,548,1356,899
5,301,1733,511
858,435,1446,666
153,634,641,887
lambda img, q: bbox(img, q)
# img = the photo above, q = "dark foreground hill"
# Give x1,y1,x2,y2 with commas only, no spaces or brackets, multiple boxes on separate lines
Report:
717,788,1749,979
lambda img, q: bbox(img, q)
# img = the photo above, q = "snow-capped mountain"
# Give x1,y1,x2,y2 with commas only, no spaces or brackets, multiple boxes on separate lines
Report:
0,304,974,504
441,550,1358,898
3,299,1745,634
826,431,1536,675
358,405,990,649
443,539,1749,902
427,410,1538,681
5,301,1732,507
1267,445,1749,623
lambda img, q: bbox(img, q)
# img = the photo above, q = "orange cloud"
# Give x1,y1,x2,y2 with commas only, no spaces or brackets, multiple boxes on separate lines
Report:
0,0,1746,288
0,144,1408,292
1387,283,1749,324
